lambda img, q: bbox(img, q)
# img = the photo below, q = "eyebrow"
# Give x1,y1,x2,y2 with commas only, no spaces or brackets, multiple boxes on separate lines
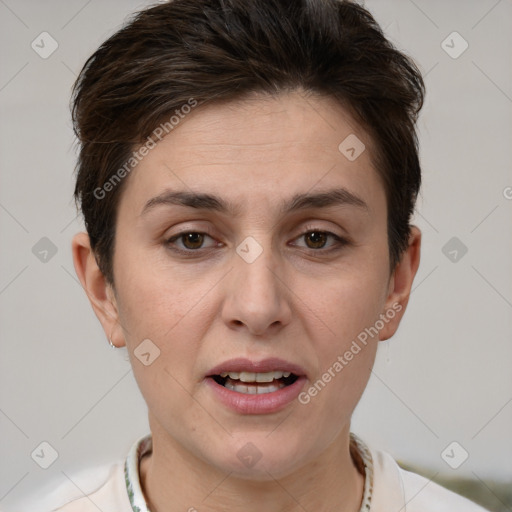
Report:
141,187,368,217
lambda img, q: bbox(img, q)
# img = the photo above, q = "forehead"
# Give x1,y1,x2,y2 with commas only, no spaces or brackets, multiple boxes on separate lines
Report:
118,91,385,218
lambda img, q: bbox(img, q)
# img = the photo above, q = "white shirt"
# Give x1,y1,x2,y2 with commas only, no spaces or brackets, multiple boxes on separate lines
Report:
48,433,489,512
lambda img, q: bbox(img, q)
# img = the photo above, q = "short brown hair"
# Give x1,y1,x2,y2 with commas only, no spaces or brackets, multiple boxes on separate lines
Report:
72,0,425,285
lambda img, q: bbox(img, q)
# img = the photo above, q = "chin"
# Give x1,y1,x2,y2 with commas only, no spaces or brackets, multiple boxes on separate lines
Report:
207,431,312,481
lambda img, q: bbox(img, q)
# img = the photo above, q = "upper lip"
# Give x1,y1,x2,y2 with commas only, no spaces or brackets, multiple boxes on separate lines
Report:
207,357,307,378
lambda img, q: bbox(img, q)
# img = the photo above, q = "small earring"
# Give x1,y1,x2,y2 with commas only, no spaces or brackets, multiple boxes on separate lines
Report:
108,330,117,349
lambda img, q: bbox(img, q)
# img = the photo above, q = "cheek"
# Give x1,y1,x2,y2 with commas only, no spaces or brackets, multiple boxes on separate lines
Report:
294,254,388,416
311,278,382,365
113,258,209,425
113,241,212,338
112,245,220,403
306,260,389,349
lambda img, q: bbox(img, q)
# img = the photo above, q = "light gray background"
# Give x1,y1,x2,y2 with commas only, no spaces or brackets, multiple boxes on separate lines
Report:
1,0,511,510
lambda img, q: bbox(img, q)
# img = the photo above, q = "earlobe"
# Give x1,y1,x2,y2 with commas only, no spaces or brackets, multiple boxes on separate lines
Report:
71,232,125,348
379,226,421,341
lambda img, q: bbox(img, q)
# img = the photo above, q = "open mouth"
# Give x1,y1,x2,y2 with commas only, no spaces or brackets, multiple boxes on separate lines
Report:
211,371,299,395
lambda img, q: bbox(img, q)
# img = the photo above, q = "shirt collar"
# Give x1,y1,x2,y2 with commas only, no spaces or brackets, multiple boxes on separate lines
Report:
124,432,374,512
124,434,153,512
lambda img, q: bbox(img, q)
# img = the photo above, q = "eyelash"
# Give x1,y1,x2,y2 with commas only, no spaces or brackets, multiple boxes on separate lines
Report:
164,226,349,256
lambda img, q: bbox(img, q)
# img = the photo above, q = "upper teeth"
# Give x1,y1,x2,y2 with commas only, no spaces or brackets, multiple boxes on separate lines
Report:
219,371,291,382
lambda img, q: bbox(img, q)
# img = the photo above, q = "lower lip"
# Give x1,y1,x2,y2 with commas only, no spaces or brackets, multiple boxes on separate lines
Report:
205,376,307,414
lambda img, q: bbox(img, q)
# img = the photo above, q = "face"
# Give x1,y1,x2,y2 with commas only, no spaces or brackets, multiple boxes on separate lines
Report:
78,91,415,479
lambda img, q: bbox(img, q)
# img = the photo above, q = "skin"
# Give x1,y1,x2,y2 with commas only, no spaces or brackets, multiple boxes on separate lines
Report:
73,90,421,512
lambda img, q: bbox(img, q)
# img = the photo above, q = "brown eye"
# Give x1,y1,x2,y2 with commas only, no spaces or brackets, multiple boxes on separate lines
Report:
165,231,218,253
304,231,328,249
292,228,348,253
181,232,205,249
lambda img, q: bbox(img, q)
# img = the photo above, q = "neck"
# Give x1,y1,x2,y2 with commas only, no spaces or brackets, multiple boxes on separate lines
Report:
139,421,365,512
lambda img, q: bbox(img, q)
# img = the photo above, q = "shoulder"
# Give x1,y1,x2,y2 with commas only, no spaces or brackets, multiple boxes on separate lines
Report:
49,462,132,512
398,466,489,511
368,445,489,512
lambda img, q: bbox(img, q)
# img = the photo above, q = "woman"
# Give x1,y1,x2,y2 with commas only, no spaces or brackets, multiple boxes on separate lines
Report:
55,0,489,510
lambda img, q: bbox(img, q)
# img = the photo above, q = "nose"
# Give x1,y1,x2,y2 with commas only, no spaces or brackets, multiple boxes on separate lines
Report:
221,237,292,337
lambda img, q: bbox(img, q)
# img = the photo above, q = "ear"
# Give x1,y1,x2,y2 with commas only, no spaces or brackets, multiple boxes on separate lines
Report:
71,232,125,348
379,226,421,341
